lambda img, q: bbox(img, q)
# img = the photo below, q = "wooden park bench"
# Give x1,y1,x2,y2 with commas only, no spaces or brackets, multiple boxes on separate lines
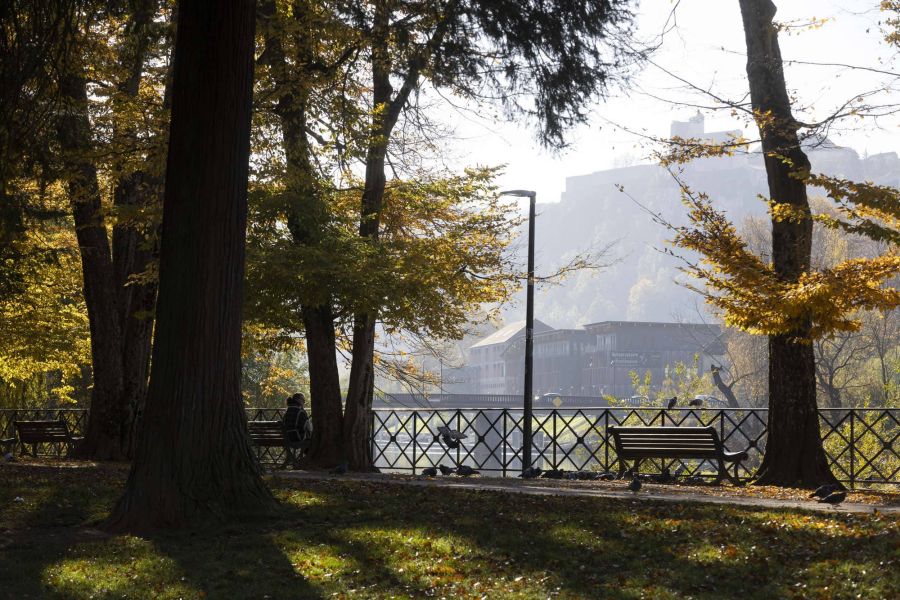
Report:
609,425,748,485
248,420,309,470
11,419,83,458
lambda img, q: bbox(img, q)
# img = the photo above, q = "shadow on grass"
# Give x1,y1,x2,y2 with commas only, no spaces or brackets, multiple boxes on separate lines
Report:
1,464,897,599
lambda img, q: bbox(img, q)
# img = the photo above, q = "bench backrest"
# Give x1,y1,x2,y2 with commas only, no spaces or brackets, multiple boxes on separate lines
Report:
609,426,723,459
248,420,285,446
14,420,72,444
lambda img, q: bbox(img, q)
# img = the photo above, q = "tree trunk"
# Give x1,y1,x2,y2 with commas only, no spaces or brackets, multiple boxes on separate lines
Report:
106,0,273,531
738,0,837,487
55,68,129,461
343,313,377,470
710,365,741,408
301,304,344,466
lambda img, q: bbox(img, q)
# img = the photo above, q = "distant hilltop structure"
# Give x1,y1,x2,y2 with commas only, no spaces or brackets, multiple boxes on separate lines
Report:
670,110,743,146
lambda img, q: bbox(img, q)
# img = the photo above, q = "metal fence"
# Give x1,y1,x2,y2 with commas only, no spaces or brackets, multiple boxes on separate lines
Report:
372,407,900,488
3,406,897,487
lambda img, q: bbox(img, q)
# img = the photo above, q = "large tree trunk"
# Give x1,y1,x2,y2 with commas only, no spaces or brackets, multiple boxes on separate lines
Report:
56,68,129,461
738,0,837,487
106,0,273,531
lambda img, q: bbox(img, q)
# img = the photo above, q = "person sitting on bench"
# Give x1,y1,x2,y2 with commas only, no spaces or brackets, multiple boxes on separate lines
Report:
282,393,311,466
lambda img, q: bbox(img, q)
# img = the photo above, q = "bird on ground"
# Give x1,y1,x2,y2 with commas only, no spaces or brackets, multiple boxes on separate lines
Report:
421,466,438,477
541,469,567,479
684,475,705,485
818,491,847,506
455,465,479,477
655,468,673,484
330,461,348,475
628,477,642,494
688,398,703,408
665,396,677,410
3,452,14,462
438,464,454,476
598,472,617,481
810,483,842,499
577,471,601,481
673,465,687,478
619,467,635,480
519,466,542,479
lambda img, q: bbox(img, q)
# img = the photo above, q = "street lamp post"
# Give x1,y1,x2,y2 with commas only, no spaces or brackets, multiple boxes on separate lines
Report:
500,189,537,472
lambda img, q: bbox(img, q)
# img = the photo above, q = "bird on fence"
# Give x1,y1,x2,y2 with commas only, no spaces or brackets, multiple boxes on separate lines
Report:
628,477,642,494
455,465,479,477
330,461,348,475
818,491,847,506
541,469,567,479
438,464,454,476
519,466,542,479
810,483,842,499
437,426,467,449
421,466,438,477
688,398,703,408
665,396,678,410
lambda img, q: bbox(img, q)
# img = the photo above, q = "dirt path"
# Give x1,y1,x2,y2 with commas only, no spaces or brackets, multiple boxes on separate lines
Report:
278,471,900,515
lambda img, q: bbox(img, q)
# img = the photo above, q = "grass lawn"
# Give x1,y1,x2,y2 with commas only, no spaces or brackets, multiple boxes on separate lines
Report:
1,463,898,599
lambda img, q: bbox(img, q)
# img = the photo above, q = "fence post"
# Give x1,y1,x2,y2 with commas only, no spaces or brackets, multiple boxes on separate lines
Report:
849,410,855,490
552,410,558,469
411,412,417,475
502,410,508,477
604,409,610,472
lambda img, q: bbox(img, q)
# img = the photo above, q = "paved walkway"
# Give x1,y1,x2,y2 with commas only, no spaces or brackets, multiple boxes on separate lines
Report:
278,471,900,516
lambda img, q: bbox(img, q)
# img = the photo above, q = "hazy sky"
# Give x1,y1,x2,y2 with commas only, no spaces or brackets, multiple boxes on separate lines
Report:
440,0,899,208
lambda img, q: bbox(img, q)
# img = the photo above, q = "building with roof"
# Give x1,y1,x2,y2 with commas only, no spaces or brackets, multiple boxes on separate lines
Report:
581,321,724,398
467,320,552,394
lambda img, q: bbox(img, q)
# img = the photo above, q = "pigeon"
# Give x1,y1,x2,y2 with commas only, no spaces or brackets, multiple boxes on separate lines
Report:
576,471,601,481
519,466,543,479
818,491,847,506
3,452,14,462
541,469,567,479
688,398,703,408
437,426,467,449
685,475,705,485
672,465,686,478
628,477,642,493
330,461,348,475
598,472,617,481
421,466,438,477
665,396,677,410
654,468,673,484
619,467,635,480
810,483,842,499
455,465,479,477
438,464,454,476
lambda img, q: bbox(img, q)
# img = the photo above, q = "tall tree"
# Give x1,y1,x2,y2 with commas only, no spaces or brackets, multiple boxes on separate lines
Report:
339,0,639,469
107,0,273,530
31,1,169,459
663,0,899,487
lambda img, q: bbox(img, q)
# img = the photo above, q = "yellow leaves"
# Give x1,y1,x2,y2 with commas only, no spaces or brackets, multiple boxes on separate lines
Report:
672,182,900,340
657,135,749,167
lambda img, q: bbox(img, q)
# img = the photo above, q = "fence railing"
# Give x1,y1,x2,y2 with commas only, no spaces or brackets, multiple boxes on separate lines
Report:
371,407,900,488
3,406,897,487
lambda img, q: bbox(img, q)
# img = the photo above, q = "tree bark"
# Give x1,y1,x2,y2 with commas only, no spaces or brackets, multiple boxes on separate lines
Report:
301,304,344,466
55,67,129,461
107,0,273,531
738,0,837,487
